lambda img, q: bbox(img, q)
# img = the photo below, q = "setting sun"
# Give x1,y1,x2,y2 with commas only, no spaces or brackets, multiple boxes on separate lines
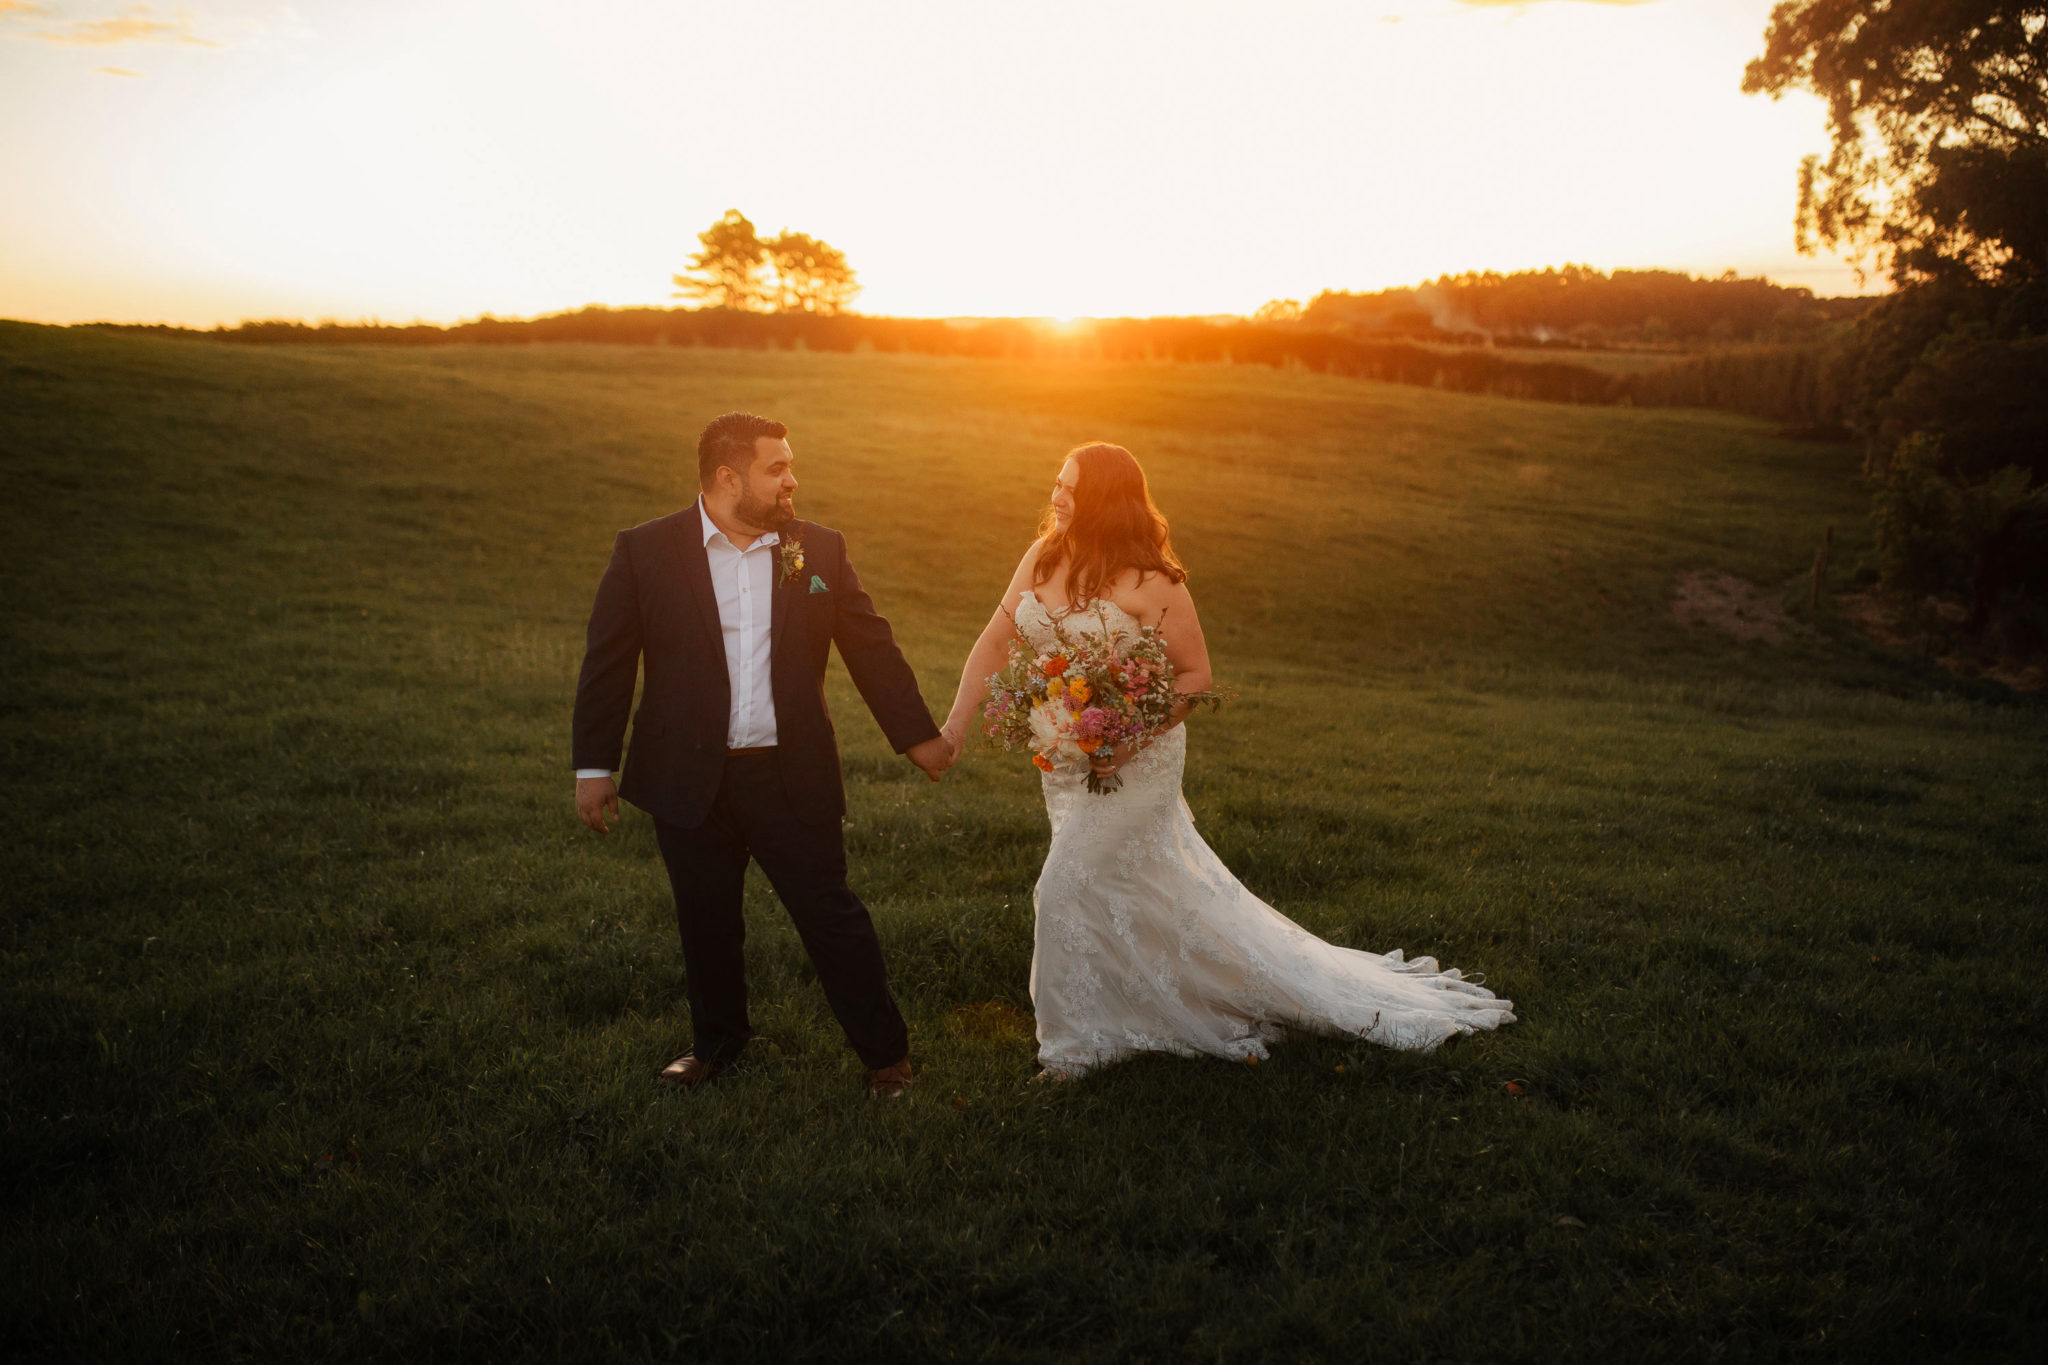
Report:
0,0,1872,327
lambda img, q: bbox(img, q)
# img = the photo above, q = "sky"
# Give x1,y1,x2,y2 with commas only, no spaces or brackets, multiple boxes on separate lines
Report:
0,0,1877,326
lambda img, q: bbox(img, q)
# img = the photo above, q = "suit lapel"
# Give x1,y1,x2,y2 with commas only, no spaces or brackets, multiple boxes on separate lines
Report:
770,520,804,654
676,502,729,674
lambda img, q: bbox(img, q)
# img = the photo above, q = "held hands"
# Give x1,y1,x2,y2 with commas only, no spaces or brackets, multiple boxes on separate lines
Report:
907,732,961,783
576,774,621,833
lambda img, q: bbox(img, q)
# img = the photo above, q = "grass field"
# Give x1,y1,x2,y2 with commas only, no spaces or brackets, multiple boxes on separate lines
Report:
3,320,2044,1361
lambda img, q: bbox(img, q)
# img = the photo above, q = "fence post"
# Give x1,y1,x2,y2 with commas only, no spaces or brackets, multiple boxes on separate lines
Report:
1811,525,1833,610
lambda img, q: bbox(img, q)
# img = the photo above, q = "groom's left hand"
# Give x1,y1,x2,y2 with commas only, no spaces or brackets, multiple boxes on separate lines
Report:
905,735,955,783
576,774,621,833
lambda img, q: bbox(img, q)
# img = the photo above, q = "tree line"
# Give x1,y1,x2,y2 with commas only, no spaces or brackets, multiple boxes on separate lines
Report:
98,308,1623,403
1279,266,1872,350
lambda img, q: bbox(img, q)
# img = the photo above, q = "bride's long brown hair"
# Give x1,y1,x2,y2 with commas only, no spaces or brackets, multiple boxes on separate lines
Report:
1033,443,1186,607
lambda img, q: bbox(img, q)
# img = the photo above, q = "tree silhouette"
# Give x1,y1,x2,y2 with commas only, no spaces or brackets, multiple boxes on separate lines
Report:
1744,1,2048,286
672,212,860,315
672,209,769,311
766,230,861,315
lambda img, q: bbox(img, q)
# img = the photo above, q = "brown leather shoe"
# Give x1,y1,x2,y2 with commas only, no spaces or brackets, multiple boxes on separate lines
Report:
867,1056,913,1099
658,1051,724,1087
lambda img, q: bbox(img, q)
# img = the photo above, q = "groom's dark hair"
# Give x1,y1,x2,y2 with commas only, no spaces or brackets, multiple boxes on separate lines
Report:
698,412,788,490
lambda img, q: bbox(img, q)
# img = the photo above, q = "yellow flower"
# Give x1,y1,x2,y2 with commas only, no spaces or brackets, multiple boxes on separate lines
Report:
1067,680,1092,705
1046,677,1065,699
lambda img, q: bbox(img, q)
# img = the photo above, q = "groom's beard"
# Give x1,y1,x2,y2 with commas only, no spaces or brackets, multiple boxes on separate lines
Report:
736,486,795,531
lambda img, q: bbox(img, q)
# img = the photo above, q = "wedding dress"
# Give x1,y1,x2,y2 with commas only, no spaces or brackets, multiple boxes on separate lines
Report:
1017,590,1516,1077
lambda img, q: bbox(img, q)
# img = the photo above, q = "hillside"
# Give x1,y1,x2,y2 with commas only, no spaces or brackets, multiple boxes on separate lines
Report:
3,323,2041,1360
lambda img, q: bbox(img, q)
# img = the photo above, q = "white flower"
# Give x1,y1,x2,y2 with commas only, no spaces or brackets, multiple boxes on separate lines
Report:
1028,702,1086,767
1028,704,1063,751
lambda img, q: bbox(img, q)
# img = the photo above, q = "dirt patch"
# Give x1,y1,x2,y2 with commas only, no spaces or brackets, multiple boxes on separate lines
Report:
1673,571,1808,644
1838,591,2046,691
949,1001,1035,1044
1837,591,1920,647
1979,660,2047,691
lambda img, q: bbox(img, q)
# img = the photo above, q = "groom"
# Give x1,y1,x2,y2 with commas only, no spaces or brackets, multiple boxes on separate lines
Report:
571,412,954,1098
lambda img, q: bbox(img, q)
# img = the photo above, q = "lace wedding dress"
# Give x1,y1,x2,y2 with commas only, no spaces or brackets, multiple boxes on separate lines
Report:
1018,590,1516,1077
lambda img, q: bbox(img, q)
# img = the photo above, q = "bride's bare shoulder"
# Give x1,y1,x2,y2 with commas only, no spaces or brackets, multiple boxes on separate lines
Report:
1014,536,1059,582
1001,536,1055,610
1118,566,1194,620
1105,564,1196,630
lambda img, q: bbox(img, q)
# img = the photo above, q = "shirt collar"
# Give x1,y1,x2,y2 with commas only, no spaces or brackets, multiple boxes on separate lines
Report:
697,496,779,550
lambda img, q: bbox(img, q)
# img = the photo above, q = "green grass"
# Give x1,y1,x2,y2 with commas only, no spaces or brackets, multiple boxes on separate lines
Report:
3,320,2044,1361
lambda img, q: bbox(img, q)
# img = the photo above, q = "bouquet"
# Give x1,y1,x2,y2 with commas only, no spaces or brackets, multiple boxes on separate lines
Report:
980,607,1226,794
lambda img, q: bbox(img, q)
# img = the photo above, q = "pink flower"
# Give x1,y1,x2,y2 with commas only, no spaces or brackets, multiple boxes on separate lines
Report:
1074,706,1114,740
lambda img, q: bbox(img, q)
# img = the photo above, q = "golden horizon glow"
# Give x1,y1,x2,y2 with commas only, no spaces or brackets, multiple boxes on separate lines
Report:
0,1,1879,329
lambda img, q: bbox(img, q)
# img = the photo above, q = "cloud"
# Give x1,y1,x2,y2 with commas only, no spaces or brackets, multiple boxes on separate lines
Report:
1455,1,1660,7
17,5,221,48
96,64,139,75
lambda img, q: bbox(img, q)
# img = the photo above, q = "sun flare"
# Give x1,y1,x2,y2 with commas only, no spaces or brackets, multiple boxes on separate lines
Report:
0,0,1871,328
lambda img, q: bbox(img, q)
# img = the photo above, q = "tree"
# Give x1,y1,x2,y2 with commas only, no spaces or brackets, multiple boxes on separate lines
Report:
1743,2,2048,286
764,230,861,315
1750,6,2048,649
672,210,768,310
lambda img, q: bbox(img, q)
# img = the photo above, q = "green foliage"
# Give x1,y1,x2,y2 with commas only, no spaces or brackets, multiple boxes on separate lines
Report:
671,208,769,311
1872,433,1970,594
765,230,860,316
1965,463,2046,541
2,324,2043,1360
1301,263,1865,349
1837,282,1982,446
1855,275,2048,625
1879,326,2048,484
1623,341,1854,429
1869,431,2045,603
1744,1,2048,287
1740,4,2048,625
671,211,862,316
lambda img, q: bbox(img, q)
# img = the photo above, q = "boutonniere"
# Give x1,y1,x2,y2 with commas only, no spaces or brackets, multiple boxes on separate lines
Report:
777,533,806,588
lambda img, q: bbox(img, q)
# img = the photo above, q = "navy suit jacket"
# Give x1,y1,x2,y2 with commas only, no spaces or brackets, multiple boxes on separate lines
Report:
572,504,941,828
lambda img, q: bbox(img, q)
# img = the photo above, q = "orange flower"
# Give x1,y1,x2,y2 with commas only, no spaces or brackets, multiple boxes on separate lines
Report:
1032,753,1055,772
1067,680,1092,705
1043,655,1069,677
1076,736,1100,754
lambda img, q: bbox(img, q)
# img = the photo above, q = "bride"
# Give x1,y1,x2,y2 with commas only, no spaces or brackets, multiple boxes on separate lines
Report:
940,443,1516,1079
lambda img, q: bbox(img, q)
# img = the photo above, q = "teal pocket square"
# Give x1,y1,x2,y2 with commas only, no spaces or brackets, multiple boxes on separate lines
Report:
808,575,829,594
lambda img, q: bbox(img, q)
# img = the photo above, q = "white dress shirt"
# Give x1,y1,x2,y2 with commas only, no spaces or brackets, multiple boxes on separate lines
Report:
575,498,780,778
